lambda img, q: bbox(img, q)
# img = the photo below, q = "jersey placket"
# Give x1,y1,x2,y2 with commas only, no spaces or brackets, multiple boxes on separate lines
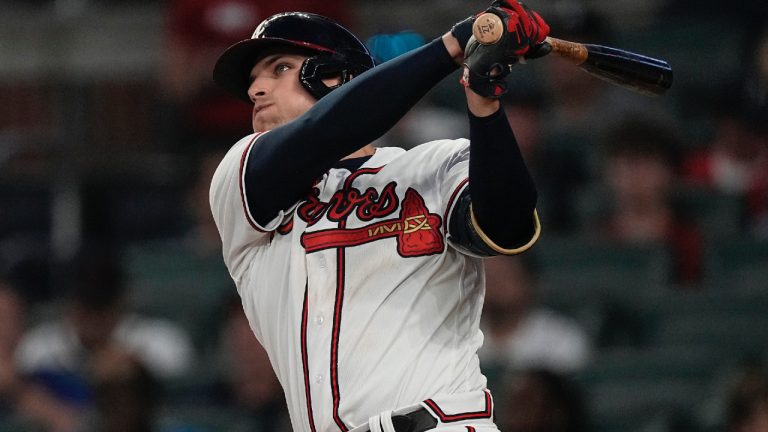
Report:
303,169,352,431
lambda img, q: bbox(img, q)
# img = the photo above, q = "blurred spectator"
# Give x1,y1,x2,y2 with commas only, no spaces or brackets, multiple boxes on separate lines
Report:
724,364,768,432
531,8,660,233
479,255,592,377
155,296,289,431
682,91,768,197
375,99,468,150
185,296,290,431
0,279,25,417
539,8,655,142
183,150,228,257
496,368,591,432
742,25,768,113
596,115,703,285
87,346,159,432
15,246,194,414
681,28,768,237
0,277,80,431
121,150,234,353
157,0,351,153
220,298,290,430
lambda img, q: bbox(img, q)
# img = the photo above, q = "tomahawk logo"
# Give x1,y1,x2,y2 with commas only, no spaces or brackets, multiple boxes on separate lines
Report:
301,188,444,257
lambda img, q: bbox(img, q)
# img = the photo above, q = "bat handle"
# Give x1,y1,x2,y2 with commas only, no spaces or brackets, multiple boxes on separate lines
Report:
544,36,588,65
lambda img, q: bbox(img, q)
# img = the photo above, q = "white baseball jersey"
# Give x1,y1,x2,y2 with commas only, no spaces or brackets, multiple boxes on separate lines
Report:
210,132,536,431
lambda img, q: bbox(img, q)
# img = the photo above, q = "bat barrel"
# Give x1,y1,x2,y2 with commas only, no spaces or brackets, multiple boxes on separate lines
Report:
544,37,673,96
583,44,673,95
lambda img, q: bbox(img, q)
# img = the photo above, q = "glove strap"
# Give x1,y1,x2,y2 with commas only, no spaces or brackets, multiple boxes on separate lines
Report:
450,16,476,51
461,63,511,98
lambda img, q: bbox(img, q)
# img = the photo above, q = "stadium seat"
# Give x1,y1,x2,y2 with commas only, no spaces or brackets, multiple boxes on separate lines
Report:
703,238,768,291
586,378,705,432
123,241,234,352
577,345,728,386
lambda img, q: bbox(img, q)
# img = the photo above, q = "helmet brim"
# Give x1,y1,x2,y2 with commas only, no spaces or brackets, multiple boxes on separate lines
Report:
213,37,331,103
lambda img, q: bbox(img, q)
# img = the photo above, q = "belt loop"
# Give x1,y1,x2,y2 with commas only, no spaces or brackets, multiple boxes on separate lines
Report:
380,410,396,432
368,415,383,432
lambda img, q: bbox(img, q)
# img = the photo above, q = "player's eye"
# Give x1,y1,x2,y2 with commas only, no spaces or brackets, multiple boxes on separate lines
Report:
274,63,291,75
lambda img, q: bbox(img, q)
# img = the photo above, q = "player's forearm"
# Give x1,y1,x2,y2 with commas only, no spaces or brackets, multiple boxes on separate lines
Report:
441,31,465,65
467,105,538,248
465,86,501,117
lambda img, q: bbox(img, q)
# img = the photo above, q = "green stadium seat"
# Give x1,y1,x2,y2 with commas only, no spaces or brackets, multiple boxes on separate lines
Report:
654,311,768,357
577,345,728,387
674,186,744,241
703,238,768,291
534,237,672,292
123,241,235,352
0,417,44,432
614,16,744,93
156,406,248,432
532,237,674,347
586,378,705,432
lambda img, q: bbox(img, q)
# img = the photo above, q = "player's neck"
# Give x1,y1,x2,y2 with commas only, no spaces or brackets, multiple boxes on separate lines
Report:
341,144,376,160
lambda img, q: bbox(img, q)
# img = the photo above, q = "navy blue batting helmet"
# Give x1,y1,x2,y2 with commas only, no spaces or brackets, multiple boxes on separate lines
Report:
213,12,375,102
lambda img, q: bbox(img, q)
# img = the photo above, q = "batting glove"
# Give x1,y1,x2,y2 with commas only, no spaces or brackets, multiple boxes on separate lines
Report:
460,0,551,98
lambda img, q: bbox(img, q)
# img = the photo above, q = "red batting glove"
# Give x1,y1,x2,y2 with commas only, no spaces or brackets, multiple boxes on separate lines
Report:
494,0,550,52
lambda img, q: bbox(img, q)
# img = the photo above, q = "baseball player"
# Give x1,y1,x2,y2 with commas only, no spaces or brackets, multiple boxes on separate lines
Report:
209,1,549,431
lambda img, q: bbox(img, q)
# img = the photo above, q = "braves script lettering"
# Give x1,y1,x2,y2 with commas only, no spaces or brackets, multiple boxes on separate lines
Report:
298,182,399,226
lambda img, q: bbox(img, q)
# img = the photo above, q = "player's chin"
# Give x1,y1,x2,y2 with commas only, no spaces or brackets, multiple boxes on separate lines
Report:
252,111,282,133
251,117,273,133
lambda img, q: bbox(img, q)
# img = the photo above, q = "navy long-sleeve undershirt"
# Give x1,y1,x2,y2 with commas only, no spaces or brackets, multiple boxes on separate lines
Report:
245,38,458,226
244,37,537,251
467,106,538,249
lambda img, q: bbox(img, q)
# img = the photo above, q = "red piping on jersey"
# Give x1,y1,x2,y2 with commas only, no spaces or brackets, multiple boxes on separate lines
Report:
239,133,267,232
443,178,469,234
301,286,318,432
466,427,476,432
331,218,349,431
423,389,493,422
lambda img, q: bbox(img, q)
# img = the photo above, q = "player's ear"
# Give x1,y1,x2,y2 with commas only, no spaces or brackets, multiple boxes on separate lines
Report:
320,74,348,88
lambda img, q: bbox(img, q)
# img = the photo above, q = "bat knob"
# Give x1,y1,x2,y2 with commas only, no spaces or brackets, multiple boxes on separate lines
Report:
472,12,504,45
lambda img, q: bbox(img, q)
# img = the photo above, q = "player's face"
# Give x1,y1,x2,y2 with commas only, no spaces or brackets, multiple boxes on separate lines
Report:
247,53,316,132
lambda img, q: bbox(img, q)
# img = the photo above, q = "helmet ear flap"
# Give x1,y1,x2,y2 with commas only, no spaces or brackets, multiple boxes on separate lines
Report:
300,53,366,99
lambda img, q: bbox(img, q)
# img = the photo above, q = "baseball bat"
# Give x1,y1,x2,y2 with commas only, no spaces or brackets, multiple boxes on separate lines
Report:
471,12,673,96
544,36,673,96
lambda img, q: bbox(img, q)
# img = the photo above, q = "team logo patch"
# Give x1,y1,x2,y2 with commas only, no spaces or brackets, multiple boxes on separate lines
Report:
300,187,444,257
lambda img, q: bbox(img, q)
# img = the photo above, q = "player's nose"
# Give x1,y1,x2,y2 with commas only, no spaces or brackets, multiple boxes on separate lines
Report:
247,80,268,103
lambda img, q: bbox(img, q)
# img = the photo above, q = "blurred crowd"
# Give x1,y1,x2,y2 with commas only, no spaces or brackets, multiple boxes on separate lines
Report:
0,0,767,431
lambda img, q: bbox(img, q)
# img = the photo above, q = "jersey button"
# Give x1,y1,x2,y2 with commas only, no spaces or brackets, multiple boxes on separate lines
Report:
315,314,325,325
314,375,324,384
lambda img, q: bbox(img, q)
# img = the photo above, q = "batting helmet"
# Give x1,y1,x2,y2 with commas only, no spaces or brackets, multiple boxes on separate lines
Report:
213,12,375,102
